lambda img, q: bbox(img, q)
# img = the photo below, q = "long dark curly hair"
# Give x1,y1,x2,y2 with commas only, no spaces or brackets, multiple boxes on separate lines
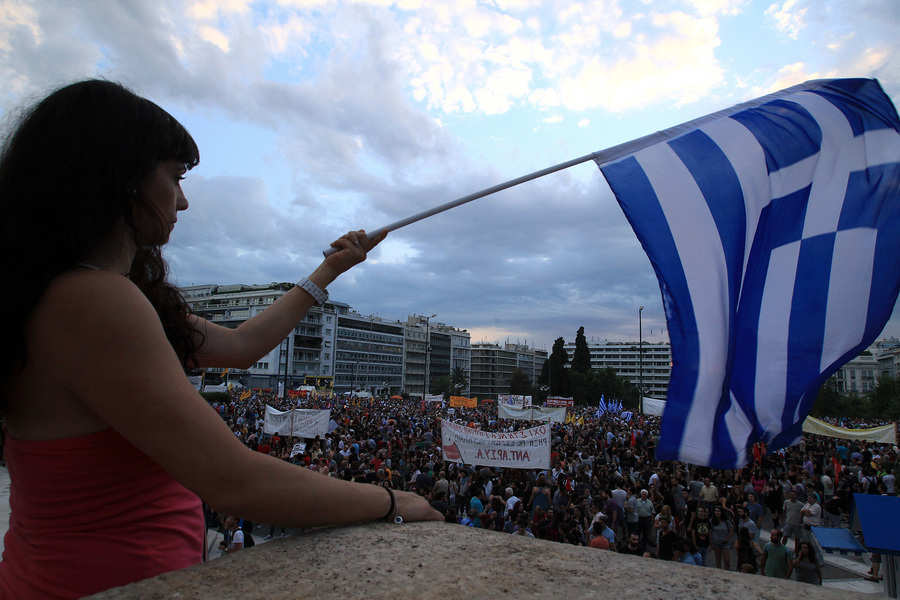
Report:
0,79,204,414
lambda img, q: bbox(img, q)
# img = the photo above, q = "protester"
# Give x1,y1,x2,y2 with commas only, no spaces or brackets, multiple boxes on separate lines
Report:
786,541,823,585
760,529,793,579
0,79,440,599
218,516,245,557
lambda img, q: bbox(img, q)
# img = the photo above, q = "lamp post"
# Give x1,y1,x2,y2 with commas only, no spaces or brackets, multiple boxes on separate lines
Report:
424,314,436,398
639,305,644,415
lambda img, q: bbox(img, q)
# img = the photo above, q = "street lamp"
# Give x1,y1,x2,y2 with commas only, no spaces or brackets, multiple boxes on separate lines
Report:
424,314,436,398
639,305,644,415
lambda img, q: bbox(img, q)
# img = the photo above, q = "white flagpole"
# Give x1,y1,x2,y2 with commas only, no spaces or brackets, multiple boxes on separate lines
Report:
323,151,601,256
324,78,833,257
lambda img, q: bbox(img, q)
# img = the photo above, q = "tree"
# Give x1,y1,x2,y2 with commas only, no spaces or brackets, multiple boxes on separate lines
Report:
868,375,900,421
811,378,849,418
571,326,592,374
570,326,596,405
451,365,468,395
430,375,451,397
508,368,532,396
569,369,595,405
548,337,571,398
593,367,639,408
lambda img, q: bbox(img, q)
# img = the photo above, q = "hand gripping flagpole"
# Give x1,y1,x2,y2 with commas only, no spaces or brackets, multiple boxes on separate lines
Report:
324,78,836,257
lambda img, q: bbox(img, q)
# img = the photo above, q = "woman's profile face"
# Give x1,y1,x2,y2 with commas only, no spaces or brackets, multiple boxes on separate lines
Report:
135,158,189,243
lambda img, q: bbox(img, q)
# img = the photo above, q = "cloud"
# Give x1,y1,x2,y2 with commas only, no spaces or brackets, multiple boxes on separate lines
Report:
2,0,900,348
765,0,807,39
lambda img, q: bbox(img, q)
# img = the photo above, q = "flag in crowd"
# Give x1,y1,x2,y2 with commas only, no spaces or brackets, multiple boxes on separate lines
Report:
598,78,900,469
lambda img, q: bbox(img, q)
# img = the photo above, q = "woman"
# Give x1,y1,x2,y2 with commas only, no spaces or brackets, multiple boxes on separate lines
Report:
710,506,733,570
724,485,745,515
654,504,676,536
750,469,767,506
734,526,762,574
0,80,441,599
786,541,823,585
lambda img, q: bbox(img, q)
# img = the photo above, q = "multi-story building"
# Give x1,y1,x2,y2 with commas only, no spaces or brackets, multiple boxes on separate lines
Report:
469,342,548,400
180,283,469,397
875,337,900,381
334,313,404,396
833,352,878,396
401,316,471,397
562,340,672,398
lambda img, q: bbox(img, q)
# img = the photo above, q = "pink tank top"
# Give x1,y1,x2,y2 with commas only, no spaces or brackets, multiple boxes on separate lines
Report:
0,428,203,599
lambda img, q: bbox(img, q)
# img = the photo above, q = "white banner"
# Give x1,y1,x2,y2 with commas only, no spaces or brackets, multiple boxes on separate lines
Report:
499,395,525,409
642,397,666,416
424,394,445,403
263,405,331,438
203,384,229,393
499,404,567,423
523,395,533,407
802,417,896,445
441,419,550,469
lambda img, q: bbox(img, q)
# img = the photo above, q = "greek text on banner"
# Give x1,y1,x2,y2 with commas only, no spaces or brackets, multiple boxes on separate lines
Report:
263,405,331,438
441,419,550,469
449,396,477,408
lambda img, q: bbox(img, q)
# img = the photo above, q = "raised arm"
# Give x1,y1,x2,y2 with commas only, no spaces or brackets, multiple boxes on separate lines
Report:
49,270,439,527
190,229,386,369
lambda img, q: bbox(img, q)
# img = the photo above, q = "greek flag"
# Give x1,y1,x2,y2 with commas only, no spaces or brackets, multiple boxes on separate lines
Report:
598,79,900,469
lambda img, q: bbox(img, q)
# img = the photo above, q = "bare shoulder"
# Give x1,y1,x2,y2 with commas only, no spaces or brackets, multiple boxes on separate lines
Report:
31,270,175,385
9,271,167,438
38,270,156,327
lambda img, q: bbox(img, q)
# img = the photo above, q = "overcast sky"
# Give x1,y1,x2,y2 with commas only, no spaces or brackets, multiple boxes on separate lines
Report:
3,0,899,349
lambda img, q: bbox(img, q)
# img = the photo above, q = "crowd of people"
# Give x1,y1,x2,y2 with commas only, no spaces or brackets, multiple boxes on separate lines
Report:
208,388,898,583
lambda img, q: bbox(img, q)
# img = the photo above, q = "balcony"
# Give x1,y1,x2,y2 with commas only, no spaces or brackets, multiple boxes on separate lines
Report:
91,522,870,600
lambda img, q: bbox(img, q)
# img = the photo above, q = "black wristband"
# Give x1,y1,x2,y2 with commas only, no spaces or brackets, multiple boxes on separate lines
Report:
381,487,396,522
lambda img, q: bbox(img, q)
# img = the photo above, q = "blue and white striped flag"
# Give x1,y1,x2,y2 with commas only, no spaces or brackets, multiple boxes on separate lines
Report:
598,79,900,469
598,395,608,414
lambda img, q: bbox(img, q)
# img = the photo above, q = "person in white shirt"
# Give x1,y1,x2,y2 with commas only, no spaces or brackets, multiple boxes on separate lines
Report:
800,494,822,545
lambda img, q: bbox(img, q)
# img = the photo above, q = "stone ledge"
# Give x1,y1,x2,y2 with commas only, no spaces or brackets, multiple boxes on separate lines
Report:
90,522,870,599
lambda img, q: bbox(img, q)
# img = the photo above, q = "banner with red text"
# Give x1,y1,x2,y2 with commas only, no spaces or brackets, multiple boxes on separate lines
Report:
546,396,574,408
441,419,550,469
